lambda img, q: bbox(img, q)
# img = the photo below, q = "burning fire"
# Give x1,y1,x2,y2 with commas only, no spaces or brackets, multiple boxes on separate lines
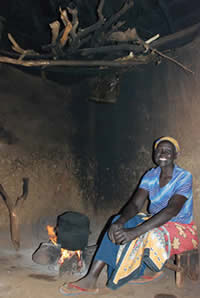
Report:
46,225,81,265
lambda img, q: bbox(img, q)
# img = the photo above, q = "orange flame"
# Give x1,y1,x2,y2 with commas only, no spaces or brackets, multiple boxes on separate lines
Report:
46,225,81,265
46,225,57,245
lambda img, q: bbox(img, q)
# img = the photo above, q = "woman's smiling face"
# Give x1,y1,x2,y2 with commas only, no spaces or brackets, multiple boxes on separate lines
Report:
154,141,177,167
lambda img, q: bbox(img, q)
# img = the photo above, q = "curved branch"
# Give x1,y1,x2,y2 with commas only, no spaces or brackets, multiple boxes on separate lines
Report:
103,0,134,32
67,7,79,38
59,8,72,47
97,0,105,22
67,7,80,47
77,0,106,39
91,0,134,47
0,178,29,250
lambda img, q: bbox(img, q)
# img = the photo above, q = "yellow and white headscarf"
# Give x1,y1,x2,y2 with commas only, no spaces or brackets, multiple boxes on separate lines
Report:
154,136,180,153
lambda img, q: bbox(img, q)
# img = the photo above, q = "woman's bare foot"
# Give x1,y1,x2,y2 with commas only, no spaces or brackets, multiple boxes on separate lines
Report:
66,260,106,290
68,274,98,289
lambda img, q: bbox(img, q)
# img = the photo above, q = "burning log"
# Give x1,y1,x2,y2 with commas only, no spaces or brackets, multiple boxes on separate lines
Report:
0,178,29,250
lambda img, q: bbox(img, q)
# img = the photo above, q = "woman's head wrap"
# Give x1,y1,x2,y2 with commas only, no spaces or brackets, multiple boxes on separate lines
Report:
154,136,180,153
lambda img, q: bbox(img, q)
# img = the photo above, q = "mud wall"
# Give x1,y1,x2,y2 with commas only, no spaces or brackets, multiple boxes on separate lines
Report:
66,37,200,229
0,66,93,228
0,37,199,233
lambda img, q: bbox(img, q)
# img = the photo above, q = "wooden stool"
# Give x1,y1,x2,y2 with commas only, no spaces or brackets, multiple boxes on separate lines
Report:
165,249,199,288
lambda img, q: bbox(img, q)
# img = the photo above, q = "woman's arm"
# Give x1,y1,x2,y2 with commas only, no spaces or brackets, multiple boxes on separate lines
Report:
114,194,187,245
116,188,149,225
108,188,148,243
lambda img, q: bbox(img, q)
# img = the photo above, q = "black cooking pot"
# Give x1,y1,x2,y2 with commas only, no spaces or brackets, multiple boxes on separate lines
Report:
57,211,90,251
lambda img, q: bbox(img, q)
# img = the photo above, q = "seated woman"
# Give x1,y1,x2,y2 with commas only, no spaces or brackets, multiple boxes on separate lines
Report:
60,136,199,295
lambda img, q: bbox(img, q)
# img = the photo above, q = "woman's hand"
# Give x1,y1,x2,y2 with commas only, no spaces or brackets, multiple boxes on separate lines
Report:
114,228,139,245
108,222,123,243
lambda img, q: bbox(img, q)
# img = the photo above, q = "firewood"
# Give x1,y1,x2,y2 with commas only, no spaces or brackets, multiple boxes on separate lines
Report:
49,21,60,45
59,8,72,48
107,28,138,42
76,0,106,41
91,0,134,47
8,33,39,60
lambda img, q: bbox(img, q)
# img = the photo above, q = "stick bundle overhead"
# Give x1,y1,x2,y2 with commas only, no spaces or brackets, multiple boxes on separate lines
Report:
0,0,197,75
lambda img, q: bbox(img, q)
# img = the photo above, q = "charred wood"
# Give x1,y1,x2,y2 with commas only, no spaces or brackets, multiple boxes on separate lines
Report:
0,0,197,76
106,28,138,42
97,0,105,23
105,21,126,40
91,0,134,47
76,0,105,41
68,43,144,57
67,7,79,47
101,0,134,33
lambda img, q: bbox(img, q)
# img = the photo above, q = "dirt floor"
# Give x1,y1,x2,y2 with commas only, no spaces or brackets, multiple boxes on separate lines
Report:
0,225,199,298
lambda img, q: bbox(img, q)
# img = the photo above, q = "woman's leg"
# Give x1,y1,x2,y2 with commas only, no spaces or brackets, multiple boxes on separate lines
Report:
86,214,147,284
66,259,105,289
65,214,147,289
67,226,120,289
